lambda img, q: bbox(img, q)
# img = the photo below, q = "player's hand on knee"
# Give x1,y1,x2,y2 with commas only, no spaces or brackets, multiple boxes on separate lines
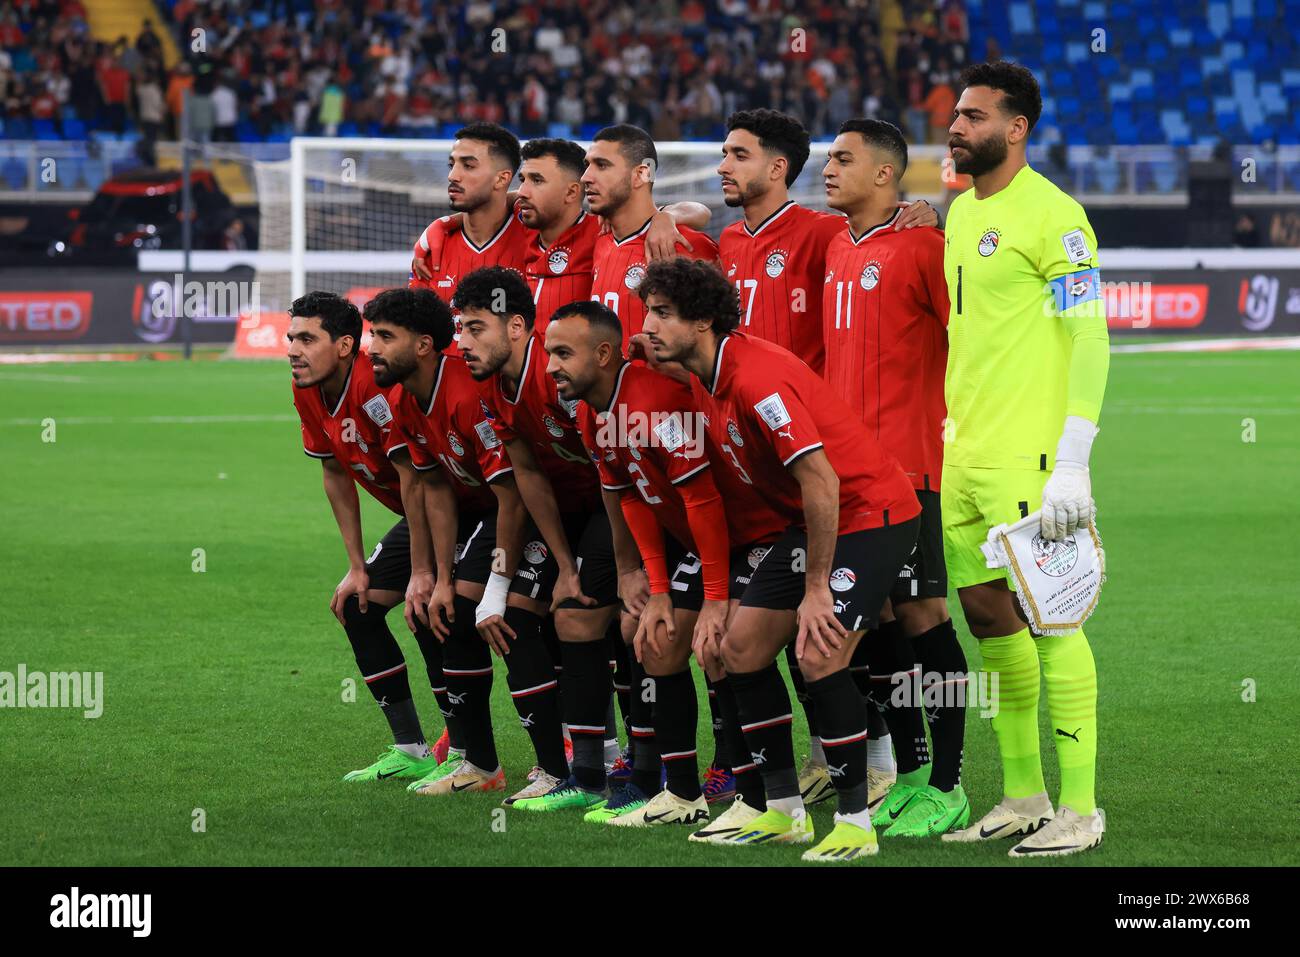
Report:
423,580,455,641
634,593,675,663
796,586,847,661
1041,463,1092,541
404,570,435,633
331,567,370,624
691,599,728,665
478,615,514,657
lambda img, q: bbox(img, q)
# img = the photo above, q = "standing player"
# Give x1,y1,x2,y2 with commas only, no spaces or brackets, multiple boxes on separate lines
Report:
365,287,572,803
583,125,720,352
455,266,630,813
639,258,922,862
821,118,971,837
718,110,937,806
287,291,459,783
940,61,1108,856
412,136,710,333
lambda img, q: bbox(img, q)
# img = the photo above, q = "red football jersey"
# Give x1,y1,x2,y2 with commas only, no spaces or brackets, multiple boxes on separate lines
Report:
576,362,786,550
688,332,920,534
590,216,719,350
526,211,598,333
487,331,601,513
823,215,949,491
292,352,407,514
410,212,531,354
391,355,511,515
719,202,844,374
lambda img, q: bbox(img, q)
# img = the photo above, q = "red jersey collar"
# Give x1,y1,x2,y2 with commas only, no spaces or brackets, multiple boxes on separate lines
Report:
742,200,796,237
847,208,900,246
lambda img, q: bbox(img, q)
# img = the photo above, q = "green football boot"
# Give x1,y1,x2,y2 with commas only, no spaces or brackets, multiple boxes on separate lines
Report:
883,785,971,838
342,745,440,783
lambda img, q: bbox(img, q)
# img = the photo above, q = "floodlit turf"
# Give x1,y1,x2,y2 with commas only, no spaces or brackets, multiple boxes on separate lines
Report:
1,350,1297,867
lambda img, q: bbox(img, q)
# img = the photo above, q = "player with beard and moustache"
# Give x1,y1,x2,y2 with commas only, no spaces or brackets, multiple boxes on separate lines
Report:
412,137,710,335
821,119,972,838
939,62,1108,857
365,287,573,803
545,301,789,828
454,267,634,815
717,110,938,807
287,291,461,784
638,258,922,862
584,125,720,355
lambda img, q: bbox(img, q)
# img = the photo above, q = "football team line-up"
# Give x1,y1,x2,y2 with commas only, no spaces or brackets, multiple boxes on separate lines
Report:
285,60,1110,863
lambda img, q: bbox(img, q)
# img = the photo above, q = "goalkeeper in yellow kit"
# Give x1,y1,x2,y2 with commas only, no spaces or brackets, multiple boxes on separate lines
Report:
939,62,1109,857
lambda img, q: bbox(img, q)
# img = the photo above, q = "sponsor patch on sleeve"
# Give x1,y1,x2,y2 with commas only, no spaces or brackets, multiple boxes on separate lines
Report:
653,413,686,452
474,419,501,450
1061,228,1091,264
362,394,393,426
754,392,792,431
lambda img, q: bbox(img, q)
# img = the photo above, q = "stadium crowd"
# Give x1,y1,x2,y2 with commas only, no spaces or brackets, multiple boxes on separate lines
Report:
0,0,969,144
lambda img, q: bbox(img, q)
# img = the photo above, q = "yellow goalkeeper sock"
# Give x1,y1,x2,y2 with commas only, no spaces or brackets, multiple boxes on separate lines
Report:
979,628,1044,800
1037,628,1098,815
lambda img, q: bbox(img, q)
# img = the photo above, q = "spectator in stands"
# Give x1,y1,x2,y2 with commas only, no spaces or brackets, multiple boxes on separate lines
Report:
213,77,238,142
135,67,164,162
166,62,194,139
319,76,345,137
97,50,131,134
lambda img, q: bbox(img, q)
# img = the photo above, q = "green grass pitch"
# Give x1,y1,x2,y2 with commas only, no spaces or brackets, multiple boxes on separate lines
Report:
1,348,1297,867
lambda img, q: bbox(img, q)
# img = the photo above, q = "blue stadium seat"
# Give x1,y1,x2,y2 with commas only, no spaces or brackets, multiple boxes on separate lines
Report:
62,118,85,139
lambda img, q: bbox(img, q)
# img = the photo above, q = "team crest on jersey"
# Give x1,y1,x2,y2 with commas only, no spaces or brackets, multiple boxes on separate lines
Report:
747,546,770,569
523,541,549,565
860,261,882,290
543,414,565,438
765,249,788,278
548,247,571,274
447,431,464,456
624,263,646,290
829,568,857,592
977,229,1001,257
726,420,744,446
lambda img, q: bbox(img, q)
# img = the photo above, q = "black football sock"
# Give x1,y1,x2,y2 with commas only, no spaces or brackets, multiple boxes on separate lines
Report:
628,658,661,794
610,628,634,744
410,617,461,751
651,668,701,800
442,596,497,771
805,668,871,815
502,606,568,779
913,618,969,792
705,675,730,770
729,663,798,802
713,676,765,809
867,620,930,774
785,642,820,743
341,596,424,745
850,633,890,740
559,638,612,790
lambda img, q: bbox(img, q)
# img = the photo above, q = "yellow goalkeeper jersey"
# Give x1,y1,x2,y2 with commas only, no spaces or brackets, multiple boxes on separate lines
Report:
943,164,1106,471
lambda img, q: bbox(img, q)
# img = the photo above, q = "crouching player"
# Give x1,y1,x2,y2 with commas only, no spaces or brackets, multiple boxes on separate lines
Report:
365,286,573,803
639,259,921,861
287,291,459,783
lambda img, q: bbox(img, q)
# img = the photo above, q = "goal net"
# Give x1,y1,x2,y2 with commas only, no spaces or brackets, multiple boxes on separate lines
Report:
253,137,859,313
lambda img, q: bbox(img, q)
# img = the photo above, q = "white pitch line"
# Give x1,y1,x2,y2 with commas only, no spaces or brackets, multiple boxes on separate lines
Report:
1106,406,1300,415
0,414,297,427
1111,336,1300,354
0,372,86,383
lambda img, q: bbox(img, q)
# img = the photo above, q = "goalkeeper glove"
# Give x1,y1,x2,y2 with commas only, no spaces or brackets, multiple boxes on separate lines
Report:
1042,415,1098,541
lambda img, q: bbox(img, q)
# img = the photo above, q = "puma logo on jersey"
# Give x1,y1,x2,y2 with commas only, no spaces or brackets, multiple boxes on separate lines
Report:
519,713,535,728
776,427,795,441
750,748,767,766
447,690,467,706
827,762,847,778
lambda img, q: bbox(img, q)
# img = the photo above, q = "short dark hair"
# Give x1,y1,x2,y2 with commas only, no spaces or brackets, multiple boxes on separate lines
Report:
837,118,909,178
638,259,740,335
726,109,811,186
363,287,455,352
958,60,1042,133
549,299,622,342
452,266,535,329
289,291,362,355
454,122,522,173
520,137,588,179
592,124,658,174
